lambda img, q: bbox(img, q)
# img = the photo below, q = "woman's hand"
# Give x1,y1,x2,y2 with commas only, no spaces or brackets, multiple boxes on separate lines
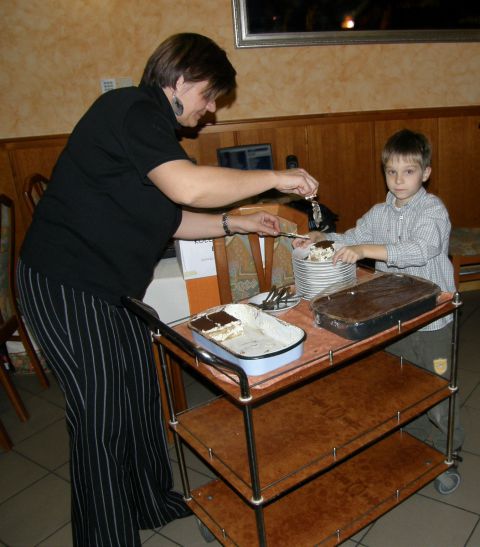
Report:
228,212,281,236
273,168,319,198
292,230,326,248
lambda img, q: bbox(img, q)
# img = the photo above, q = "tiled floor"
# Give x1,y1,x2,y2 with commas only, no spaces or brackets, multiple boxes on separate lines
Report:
1,290,480,547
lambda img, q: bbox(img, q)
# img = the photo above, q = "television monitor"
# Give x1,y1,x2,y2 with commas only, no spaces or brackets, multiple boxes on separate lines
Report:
217,143,274,171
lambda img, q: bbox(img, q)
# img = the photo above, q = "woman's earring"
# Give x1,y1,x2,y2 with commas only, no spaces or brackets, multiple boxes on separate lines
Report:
172,93,184,116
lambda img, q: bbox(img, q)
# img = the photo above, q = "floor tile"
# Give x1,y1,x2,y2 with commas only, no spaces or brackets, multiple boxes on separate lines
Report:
466,520,480,546
14,418,69,470
139,528,157,544
12,372,51,396
185,379,218,408
461,406,480,455
458,368,480,405
172,459,214,493
0,473,70,547
54,462,70,482
361,493,478,547
0,450,48,503
142,531,180,545
37,523,73,547
37,377,66,409
464,383,480,410
1,395,65,445
170,444,217,479
158,514,222,546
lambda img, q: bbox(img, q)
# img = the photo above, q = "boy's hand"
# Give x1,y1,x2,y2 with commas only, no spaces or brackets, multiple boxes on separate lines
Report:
333,245,365,265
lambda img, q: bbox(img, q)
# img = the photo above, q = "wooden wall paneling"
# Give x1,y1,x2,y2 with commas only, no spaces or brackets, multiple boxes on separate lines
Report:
179,130,235,166
306,121,376,232
373,118,439,197
437,115,480,227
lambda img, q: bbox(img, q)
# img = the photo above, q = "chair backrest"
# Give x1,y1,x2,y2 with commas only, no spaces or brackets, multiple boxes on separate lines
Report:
213,203,308,304
23,173,48,216
0,194,16,323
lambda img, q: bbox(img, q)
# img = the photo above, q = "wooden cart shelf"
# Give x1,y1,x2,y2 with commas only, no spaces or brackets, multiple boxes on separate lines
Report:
164,293,456,403
174,351,451,503
188,432,449,547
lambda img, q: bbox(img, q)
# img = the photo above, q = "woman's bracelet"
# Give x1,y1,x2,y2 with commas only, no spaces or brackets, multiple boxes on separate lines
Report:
222,212,232,236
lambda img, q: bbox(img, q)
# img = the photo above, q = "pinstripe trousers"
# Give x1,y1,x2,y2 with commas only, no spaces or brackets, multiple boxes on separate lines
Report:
17,260,187,547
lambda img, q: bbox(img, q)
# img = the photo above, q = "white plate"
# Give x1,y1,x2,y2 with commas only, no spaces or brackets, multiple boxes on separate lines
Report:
248,291,301,314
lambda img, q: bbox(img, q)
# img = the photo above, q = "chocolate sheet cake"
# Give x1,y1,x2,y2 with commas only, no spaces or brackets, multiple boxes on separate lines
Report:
311,273,441,340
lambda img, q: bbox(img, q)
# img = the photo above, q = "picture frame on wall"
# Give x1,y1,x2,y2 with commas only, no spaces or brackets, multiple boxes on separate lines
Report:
232,0,480,48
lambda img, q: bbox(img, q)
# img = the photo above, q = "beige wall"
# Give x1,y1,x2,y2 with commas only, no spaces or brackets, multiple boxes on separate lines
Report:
2,0,480,139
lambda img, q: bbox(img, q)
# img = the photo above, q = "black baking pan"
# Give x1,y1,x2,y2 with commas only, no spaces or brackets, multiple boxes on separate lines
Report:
310,273,441,340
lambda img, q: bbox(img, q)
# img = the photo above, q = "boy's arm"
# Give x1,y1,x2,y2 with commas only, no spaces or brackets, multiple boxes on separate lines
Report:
333,244,387,265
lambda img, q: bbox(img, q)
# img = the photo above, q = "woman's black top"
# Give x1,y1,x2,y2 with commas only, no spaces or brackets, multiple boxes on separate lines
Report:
21,83,188,305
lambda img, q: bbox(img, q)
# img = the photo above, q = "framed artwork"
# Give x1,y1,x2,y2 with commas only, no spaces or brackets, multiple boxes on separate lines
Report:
232,0,480,48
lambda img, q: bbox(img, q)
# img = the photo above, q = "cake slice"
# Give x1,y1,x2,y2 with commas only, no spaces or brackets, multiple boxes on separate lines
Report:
190,309,243,342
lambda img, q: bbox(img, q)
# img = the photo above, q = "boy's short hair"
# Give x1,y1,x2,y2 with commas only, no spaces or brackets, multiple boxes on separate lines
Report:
382,129,432,171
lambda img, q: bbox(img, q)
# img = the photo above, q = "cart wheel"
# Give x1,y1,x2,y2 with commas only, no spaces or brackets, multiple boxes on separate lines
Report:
434,469,461,495
196,518,216,543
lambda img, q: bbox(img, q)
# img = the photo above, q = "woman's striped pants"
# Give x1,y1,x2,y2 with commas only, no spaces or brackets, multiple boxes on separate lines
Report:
17,260,187,546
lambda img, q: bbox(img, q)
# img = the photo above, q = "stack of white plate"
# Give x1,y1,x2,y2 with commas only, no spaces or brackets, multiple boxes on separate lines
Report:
292,244,357,300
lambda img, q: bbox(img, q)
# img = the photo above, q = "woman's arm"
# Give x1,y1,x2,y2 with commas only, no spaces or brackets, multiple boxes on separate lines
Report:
148,160,318,208
173,210,281,240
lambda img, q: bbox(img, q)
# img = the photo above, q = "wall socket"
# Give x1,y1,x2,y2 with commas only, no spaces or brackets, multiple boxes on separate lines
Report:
100,77,133,93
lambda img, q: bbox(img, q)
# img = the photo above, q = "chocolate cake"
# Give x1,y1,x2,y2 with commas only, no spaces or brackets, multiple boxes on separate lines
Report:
311,273,441,339
190,309,243,342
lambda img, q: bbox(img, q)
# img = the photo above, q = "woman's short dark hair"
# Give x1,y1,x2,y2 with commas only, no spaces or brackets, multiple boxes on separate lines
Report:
141,33,236,98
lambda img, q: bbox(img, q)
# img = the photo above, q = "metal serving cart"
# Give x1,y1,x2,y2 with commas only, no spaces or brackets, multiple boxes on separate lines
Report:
123,270,462,546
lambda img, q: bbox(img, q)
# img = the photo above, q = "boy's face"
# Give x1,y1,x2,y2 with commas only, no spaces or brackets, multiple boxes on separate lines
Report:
384,154,431,207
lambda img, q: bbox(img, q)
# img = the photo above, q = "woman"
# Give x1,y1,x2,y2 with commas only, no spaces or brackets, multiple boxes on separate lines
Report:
17,33,318,546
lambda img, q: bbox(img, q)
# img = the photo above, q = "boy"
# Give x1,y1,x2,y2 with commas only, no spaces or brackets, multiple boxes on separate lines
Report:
300,129,463,493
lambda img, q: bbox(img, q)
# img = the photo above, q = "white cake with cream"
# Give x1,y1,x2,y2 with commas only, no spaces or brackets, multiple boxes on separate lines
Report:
307,240,335,262
190,310,243,342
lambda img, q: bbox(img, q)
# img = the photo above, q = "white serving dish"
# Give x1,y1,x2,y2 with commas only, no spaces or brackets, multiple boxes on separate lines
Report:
188,304,306,376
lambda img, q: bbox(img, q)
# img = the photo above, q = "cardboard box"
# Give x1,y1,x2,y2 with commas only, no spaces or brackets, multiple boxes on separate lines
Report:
175,237,267,280
175,239,217,280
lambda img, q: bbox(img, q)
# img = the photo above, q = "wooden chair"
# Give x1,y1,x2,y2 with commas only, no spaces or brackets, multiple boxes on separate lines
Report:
22,173,48,216
0,416,13,451
213,202,309,304
0,358,29,451
0,194,49,388
449,227,480,289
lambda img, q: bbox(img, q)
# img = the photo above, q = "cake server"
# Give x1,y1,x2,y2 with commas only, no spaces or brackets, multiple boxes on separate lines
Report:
306,195,322,228
277,232,310,240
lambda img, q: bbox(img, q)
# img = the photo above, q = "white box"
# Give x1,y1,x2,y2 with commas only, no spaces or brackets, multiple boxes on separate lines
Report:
175,239,217,280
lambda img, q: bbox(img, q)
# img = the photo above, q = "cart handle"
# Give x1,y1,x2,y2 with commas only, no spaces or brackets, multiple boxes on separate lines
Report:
121,296,252,399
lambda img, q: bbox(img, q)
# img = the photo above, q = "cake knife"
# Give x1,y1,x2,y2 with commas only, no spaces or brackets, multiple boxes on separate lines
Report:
306,195,322,228
277,232,310,240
